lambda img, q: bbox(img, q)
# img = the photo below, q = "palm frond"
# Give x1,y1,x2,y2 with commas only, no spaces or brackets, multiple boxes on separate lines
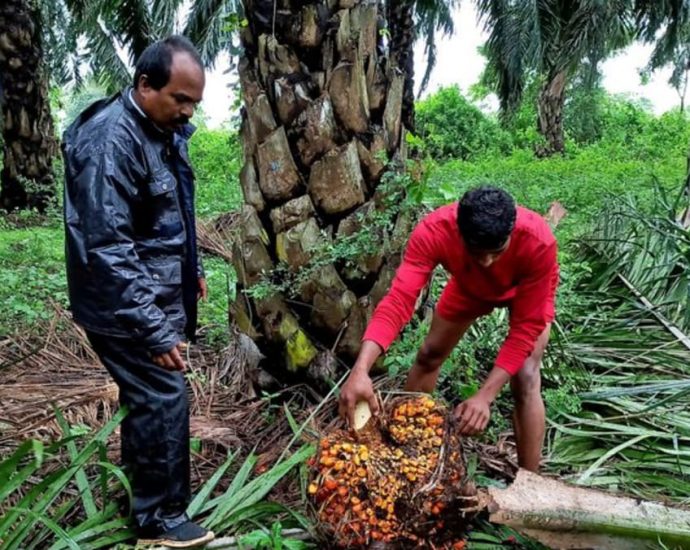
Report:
414,0,457,96
183,0,235,67
62,0,89,24
634,0,689,42
417,23,438,96
40,0,82,87
586,188,690,333
635,0,690,72
151,0,186,37
414,0,456,36
667,45,690,91
63,0,134,90
546,188,690,503
478,0,634,116
84,22,132,93
557,0,634,74
477,0,541,114
100,0,154,62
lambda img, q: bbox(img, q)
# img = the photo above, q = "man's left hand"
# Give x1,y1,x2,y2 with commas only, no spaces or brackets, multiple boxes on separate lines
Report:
454,394,492,436
197,277,208,301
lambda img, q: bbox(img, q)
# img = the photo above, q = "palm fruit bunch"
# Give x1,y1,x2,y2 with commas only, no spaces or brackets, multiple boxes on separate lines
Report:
307,395,480,548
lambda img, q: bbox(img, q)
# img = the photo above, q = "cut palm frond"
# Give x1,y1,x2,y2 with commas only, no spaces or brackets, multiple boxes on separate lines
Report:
546,188,690,504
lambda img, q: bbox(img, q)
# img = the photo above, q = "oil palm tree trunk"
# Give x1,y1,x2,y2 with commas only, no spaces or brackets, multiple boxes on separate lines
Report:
536,69,567,157
233,0,411,380
388,0,416,131
0,0,57,212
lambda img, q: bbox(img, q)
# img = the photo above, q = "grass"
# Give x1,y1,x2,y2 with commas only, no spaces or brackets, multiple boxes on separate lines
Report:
0,408,132,550
0,407,315,549
0,222,68,336
423,145,685,242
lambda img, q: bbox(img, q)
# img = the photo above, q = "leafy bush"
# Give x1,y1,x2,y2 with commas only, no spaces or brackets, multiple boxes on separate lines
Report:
600,103,690,161
415,86,513,160
197,255,236,347
188,128,243,217
60,83,108,131
421,144,685,242
0,227,67,335
563,82,607,145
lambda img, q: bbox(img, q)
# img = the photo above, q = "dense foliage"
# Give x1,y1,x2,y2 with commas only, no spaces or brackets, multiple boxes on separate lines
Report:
415,86,513,160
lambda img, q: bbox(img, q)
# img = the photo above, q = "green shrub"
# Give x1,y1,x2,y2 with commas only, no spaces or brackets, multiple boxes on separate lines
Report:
583,96,690,161
61,83,108,131
188,128,243,217
415,86,513,160
563,83,607,145
0,227,67,335
197,255,236,347
422,144,685,242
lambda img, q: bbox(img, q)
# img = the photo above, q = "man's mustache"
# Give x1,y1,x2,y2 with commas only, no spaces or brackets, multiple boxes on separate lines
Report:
173,116,190,125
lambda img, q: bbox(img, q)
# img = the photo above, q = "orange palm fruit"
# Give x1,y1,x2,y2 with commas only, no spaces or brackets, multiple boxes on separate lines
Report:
324,478,338,491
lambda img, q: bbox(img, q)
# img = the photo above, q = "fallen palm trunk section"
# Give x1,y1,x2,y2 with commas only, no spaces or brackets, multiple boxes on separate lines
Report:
489,469,690,549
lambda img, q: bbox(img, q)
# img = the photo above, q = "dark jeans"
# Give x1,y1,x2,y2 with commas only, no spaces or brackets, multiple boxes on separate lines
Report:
86,331,191,534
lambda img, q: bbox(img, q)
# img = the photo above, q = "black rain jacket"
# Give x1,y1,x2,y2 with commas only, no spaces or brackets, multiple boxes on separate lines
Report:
62,88,202,354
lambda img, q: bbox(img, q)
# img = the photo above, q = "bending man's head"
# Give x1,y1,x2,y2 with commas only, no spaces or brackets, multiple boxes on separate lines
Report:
133,35,205,132
457,186,516,267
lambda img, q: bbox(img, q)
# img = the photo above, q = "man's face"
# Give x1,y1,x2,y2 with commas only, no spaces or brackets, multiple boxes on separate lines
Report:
136,52,205,131
466,237,511,268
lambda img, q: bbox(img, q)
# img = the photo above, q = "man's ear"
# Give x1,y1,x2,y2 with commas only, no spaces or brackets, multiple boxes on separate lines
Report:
136,74,150,92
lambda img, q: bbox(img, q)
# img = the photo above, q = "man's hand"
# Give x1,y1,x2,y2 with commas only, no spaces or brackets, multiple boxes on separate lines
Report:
338,369,380,428
454,394,492,436
454,366,510,436
197,277,208,301
152,342,187,371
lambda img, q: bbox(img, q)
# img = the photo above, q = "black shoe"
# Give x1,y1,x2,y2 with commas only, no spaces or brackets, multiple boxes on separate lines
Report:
137,520,215,548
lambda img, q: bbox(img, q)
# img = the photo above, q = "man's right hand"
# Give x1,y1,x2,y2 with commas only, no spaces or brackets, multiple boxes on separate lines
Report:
152,342,187,371
338,368,380,428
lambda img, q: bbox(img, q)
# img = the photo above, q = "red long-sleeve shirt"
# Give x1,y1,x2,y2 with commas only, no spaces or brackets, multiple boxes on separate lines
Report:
363,203,559,375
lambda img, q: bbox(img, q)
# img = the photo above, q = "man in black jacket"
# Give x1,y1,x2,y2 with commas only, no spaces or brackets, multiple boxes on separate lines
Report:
63,36,213,547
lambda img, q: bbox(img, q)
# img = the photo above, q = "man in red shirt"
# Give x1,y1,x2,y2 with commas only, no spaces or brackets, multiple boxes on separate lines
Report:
339,186,559,472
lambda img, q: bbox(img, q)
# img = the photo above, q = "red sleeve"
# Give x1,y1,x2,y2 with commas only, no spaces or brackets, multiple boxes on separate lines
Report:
495,240,558,375
362,220,439,351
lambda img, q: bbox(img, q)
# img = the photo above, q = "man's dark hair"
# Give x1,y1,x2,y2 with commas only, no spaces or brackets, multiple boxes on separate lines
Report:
133,35,203,90
457,186,516,250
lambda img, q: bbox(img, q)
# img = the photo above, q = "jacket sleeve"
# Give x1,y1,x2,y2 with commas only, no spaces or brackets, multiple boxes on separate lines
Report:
362,220,439,351
76,148,180,355
495,240,558,375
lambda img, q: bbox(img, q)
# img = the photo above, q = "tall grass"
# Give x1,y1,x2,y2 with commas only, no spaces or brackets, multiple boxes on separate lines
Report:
0,408,132,550
0,404,315,548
